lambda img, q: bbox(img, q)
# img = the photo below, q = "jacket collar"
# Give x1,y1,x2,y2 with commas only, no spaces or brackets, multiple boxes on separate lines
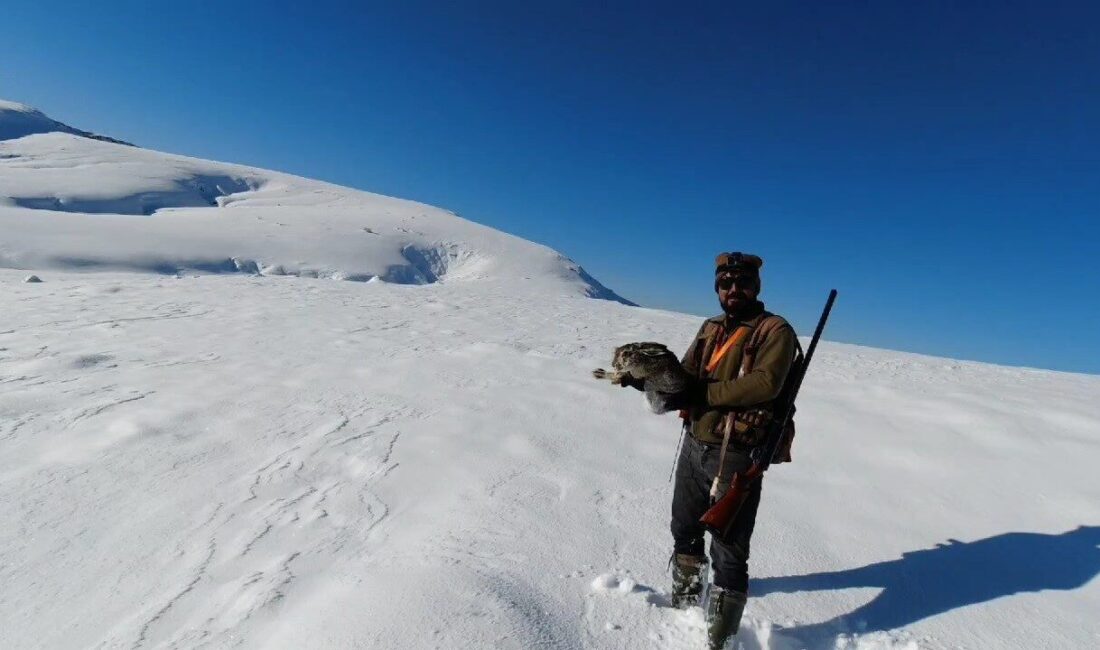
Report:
708,300,767,329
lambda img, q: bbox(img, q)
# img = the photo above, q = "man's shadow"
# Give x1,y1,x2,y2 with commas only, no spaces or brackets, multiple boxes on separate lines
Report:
750,526,1100,641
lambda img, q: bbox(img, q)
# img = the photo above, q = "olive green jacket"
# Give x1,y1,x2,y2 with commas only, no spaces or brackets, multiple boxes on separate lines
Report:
680,303,797,445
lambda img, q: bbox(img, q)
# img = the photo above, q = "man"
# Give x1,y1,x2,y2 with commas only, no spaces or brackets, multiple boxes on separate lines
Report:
628,252,796,649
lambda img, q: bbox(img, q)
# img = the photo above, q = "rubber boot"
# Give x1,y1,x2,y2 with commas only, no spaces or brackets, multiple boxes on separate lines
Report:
706,586,747,650
670,553,707,608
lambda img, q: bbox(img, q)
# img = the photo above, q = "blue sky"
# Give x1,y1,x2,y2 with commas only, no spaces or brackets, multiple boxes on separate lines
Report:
2,1,1098,373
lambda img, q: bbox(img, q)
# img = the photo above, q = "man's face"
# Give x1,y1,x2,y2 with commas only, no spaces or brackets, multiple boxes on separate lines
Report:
716,271,759,313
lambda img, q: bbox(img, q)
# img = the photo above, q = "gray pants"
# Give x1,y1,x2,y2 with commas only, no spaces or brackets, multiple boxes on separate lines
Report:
671,434,763,593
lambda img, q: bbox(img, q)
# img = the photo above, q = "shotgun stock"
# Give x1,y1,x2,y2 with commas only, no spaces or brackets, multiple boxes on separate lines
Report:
698,464,763,535
700,289,837,538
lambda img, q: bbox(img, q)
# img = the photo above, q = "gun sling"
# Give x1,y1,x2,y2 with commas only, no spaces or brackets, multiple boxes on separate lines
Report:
706,316,793,499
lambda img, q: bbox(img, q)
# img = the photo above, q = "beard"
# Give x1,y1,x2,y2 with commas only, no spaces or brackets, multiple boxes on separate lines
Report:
721,291,759,318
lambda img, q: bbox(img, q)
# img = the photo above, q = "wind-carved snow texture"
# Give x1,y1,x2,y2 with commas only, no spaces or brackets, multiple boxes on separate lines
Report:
10,173,254,216
2,270,1099,650
0,100,631,303
388,243,472,284
118,406,403,650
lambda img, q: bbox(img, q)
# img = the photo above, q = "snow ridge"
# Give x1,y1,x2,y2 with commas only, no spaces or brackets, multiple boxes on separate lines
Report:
0,100,630,303
0,100,133,145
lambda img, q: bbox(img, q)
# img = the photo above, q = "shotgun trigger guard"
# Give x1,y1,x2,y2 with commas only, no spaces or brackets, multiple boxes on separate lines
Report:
749,446,765,464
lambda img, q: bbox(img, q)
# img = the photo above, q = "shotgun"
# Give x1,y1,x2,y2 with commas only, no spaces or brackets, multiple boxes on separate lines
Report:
699,289,837,538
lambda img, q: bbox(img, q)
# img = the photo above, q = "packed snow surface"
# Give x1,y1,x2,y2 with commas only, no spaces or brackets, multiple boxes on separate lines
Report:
2,102,1098,649
3,272,1098,650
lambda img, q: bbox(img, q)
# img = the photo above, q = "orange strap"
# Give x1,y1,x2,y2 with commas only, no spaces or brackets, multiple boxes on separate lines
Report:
705,326,750,373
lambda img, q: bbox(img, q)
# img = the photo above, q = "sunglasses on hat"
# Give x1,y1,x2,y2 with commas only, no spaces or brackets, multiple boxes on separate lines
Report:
714,251,763,275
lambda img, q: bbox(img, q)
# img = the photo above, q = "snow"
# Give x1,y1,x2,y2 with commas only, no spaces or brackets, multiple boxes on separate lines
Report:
0,100,131,145
2,103,1098,649
0,129,625,303
0,100,78,141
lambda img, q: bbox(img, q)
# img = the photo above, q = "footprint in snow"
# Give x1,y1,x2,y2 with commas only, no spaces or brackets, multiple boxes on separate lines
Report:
590,573,642,594
72,353,115,369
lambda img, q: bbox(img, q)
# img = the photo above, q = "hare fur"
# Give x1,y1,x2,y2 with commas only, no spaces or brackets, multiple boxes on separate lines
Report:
593,342,691,413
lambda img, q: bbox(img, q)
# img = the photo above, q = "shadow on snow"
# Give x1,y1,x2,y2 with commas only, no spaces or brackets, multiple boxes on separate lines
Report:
751,525,1100,641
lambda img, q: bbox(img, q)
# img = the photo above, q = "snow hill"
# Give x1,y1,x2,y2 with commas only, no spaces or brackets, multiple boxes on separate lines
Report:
0,101,624,302
1,103,1098,650
0,100,132,145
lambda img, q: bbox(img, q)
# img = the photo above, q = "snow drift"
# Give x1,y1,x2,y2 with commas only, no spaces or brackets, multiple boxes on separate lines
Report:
0,101,627,303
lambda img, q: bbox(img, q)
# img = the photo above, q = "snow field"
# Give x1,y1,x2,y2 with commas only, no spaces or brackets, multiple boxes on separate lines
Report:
2,270,1097,649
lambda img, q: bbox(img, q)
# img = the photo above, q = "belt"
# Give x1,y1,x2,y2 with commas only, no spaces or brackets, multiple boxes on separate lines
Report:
690,434,754,454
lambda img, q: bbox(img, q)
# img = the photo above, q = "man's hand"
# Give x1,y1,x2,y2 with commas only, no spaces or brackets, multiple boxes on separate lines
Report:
661,376,706,411
618,373,646,391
